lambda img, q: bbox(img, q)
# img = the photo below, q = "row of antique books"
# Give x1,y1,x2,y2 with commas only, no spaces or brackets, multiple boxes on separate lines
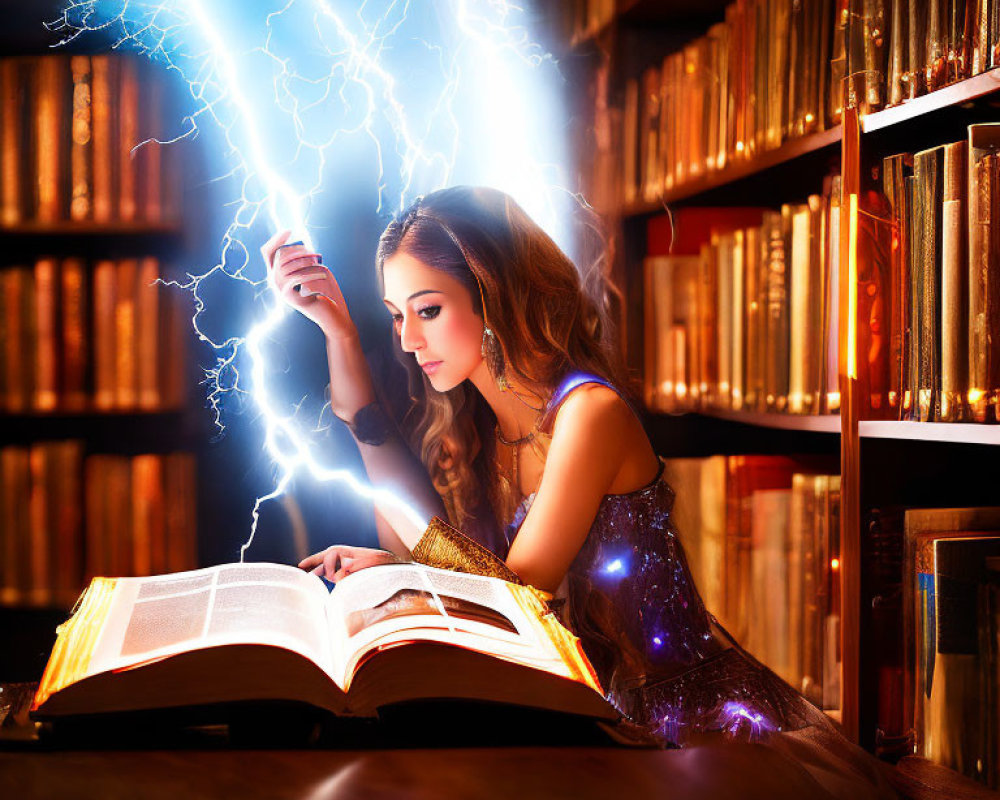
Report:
859,123,1000,422
866,506,1000,789
644,177,842,416
0,442,197,609
0,54,177,227
1,257,188,414
870,0,1000,112
664,455,842,712
622,0,840,207
606,0,1000,210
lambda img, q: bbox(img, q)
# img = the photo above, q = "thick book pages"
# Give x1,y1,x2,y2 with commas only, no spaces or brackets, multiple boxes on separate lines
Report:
31,563,614,727
968,123,1000,423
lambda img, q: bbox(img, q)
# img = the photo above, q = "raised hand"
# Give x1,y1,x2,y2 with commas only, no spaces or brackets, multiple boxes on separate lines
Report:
261,229,356,341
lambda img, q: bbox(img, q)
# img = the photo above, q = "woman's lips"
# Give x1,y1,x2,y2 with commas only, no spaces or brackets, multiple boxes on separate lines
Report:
421,361,442,375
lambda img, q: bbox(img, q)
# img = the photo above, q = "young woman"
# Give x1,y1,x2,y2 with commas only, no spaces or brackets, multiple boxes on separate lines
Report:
262,187,895,798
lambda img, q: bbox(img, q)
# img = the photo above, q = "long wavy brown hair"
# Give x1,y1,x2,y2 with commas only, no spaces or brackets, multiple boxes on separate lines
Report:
375,186,633,549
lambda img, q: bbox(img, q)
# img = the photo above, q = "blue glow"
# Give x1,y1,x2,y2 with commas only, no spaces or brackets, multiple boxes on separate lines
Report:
49,1,589,556
721,701,772,737
605,558,623,574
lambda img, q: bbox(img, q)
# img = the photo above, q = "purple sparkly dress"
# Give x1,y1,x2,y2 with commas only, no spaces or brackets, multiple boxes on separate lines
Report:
496,372,895,798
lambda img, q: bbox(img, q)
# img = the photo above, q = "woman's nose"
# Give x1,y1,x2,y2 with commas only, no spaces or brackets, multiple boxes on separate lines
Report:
399,317,424,353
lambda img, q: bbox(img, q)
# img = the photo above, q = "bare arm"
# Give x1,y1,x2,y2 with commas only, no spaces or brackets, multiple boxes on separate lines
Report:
263,230,445,556
326,333,446,557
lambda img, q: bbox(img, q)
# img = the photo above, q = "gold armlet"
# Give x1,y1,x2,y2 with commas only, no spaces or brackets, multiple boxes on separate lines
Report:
411,516,522,584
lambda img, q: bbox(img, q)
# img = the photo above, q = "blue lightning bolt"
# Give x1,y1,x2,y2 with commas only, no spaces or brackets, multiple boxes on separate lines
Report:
48,0,578,559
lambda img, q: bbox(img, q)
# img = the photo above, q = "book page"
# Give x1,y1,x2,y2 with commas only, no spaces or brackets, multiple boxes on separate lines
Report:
86,563,336,680
325,564,565,687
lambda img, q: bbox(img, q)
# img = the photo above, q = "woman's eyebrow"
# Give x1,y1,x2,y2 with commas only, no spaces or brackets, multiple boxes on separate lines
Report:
382,289,441,306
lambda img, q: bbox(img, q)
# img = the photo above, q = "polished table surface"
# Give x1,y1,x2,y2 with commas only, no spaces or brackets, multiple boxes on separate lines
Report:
0,683,979,800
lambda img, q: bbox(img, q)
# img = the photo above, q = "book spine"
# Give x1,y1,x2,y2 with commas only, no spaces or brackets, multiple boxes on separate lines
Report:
137,257,160,410
33,257,59,412
939,139,968,421
118,57,139,223
34,56,66,224
69,55,93,222
60,258,88,412
114,258,138,409
92,260,116,411
90,55,114,224
1,59,24,227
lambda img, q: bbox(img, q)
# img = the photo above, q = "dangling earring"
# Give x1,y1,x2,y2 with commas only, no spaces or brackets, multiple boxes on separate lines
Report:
481,324,508,392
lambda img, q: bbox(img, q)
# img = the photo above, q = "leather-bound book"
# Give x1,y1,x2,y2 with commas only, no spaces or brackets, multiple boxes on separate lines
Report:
926,0,952,90
69,55,92,222
1,58,26,227
925,535,1000,787
164,452,197,573
745,225,764,410
697,239,719,408
708,22,729,172
52,440,83,607
138,67,162,223
968,123,1000,423
912,145,945,421
882,153,914,417
730,229,746,411
117,57,139,223
28,444,55,606
60,258,87,412
114,258,138,409
33,257,59,412
904,507,1000,779
33,56,67,224
824,174,842,414
856,188,894,418
3,267,31,413
92,260,116,411
939,140,968,421
131,454,164,577
886,0,908,105
715,231,734,410
785,0,803,142
0,447,30,604
765,208,791,412
828,0,848,124
639,65,661,204
136,257,160,410
90,55,115,224
622,77,638,205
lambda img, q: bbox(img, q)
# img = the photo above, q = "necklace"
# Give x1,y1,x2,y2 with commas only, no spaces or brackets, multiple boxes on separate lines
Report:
494,415,540,503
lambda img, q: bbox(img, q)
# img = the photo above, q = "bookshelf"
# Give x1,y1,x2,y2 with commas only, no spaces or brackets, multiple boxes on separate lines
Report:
555,0,1000,792
0,25,207,682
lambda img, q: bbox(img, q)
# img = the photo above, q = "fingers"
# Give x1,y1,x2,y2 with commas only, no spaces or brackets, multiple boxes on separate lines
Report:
261,230,292,268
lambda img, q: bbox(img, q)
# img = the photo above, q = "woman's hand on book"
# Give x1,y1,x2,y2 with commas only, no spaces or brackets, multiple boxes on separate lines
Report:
262,229,357,341
298,545,404,582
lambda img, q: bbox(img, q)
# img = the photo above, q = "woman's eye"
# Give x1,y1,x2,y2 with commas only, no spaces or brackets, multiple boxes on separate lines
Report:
417,305,441,320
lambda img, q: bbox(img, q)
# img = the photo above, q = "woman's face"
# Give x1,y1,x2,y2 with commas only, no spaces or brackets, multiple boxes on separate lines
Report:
382,251,485,392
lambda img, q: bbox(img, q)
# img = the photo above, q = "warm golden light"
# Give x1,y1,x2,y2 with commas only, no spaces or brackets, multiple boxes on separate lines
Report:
831,558,840,571
847,193,858,380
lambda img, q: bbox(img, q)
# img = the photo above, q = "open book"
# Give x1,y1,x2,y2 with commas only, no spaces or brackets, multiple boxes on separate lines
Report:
31,561,616,725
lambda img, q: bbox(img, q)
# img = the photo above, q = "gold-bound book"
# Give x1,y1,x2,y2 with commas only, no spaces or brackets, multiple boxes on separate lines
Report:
939,140,968,421
912,145,944,421
882,153,913,417
968,123,1000,423
31,561,613,728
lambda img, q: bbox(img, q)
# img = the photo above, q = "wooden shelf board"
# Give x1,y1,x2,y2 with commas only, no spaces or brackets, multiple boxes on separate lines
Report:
682,407,841,433
623,125,842,216
858,420,1000,445
861,68,1000,134
890,756,999,800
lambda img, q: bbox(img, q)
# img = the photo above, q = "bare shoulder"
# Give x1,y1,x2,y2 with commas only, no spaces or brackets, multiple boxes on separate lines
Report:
550,383,634,436
550,383,659,493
